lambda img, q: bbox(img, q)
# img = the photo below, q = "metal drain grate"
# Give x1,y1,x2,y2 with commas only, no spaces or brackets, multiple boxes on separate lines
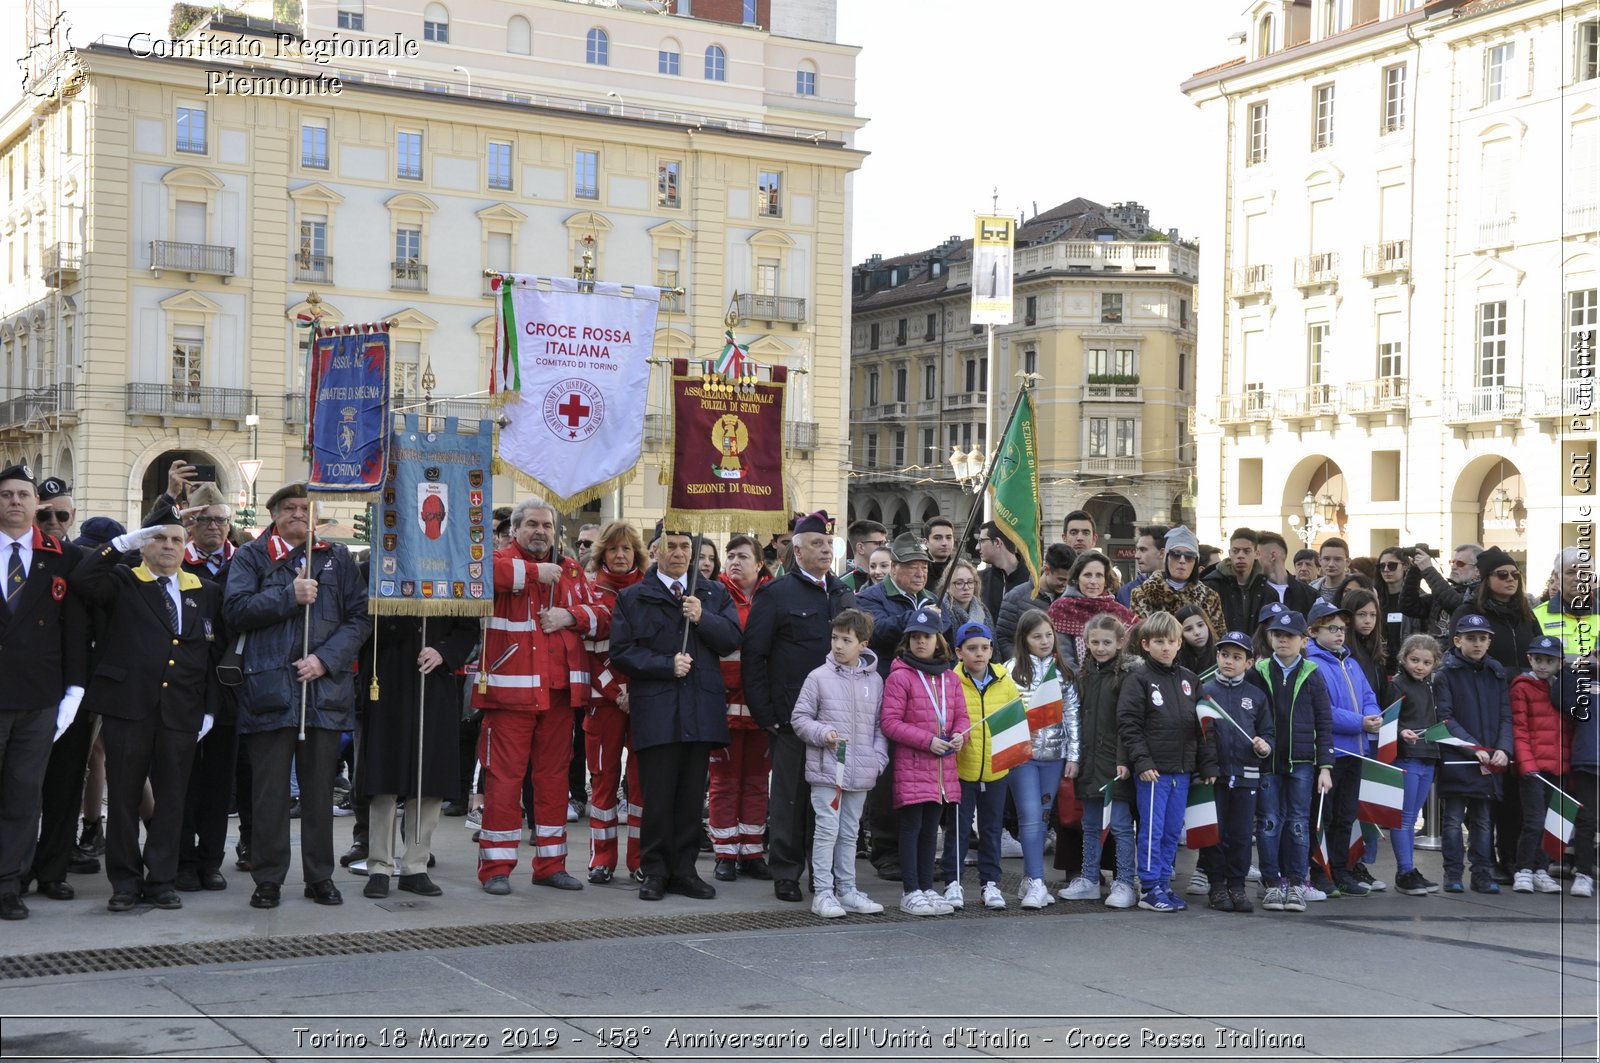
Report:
0,873,1108,981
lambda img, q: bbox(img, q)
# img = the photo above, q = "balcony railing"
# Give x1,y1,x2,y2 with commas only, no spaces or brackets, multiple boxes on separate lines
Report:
1363,240,1409,278
1568,203,1599,236
42,243,81,286
1294,252,1339,289
1442,385,1523,424
735,293,806,325
643,412,671,446
295,253,332,283
391,261,428,291
1229,264,1273,299
1344,377,1408,417
127,382,253,422
0,384,74,433
1008,239,1198,280
150,240,235,279
1081,456,1140,475
1476,214,1515,249
1527,378,1596,421
284,392,306,424
910,398,941,417
1217,390,1274,424
864,402,907,420
784,420,818,452
1083,383,1141,402
944,393,983,411
1278,383,1340,420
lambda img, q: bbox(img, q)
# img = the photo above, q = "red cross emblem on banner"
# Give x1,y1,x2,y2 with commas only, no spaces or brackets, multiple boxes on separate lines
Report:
542,379,605,443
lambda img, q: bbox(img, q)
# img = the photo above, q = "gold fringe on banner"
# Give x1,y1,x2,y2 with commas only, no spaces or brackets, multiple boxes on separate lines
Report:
368,599,495,618
511,466,639,514
660,506,793,540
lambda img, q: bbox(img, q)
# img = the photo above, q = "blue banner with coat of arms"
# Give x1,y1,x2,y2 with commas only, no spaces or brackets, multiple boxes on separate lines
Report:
308,327,391,493
368,414,496,617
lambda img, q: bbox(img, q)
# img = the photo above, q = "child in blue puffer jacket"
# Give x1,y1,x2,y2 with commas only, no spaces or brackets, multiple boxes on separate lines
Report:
1305,600,1383,898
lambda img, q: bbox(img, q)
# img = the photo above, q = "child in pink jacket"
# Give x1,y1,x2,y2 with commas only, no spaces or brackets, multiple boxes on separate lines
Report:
879,607,969,917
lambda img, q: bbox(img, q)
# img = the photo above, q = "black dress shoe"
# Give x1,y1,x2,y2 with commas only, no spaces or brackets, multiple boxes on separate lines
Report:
363,874,390,899
67,855,100,875
774,879,803,902
666,874,716,900
339,843,368,867
249,882,281,909
37,880,74,901
534,871,584,891
0,893,27,920
441,800,469,818
397,873,441,896
714,859,738,882
638,874,666,901
107,892,139,912
235,845,253,872
588,866,614,885
739,857,773,880
200,870,227,891
144,889,182,910
304,880,343,905
175,869,203,892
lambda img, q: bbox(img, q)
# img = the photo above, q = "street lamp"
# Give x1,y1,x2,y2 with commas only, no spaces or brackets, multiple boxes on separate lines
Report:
949,444,986,493
451,65,472,97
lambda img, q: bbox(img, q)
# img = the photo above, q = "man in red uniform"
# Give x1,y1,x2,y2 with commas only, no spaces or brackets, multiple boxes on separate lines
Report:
709,534,773,881
473,498,607,895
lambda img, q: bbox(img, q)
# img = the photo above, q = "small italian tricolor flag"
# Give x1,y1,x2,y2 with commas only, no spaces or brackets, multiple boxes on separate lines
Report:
1349,817,1383,865
1375,699,1402,764
1311,820,1332,880
1025,664,1065,731
1195,698,1228,736
1422,721,1490,754
1356,759,1405,829
1183,782,1220,849
1099,781,1115,845
986,697,1032,773
1543,788,1581,861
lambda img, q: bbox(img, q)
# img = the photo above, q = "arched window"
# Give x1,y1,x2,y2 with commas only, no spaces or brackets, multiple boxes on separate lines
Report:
586,28,609,66
423,2,449,43
1257,13,1274,58
795,60,817,96
507,15,531,55
704,44,726,82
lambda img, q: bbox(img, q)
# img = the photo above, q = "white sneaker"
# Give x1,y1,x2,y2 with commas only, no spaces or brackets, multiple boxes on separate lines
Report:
1058,876,1101,901
981,880,1006,909
943,881,965,910
999,831,1024,859
1186,869,1210,895
465,807,483,828
1302,884,1328,902
566,800,583,823
1246,864,1262,883
1572,873,1595,898
812,890,847,918
1105,881,1138,909
898,891,937,916
1018,877,1048,910
921,889,955,915
837,888,884,914
1531,869,1562,894
1513,869,1535,893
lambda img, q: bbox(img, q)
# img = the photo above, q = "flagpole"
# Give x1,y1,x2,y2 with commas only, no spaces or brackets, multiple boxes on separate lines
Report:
1199,700,1258,744
933,380,1035,604
1333,748,1409,772
1526,772,1583,805
679,533,703,659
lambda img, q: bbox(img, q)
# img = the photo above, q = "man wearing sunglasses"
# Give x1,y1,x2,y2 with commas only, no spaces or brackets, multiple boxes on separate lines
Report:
35,477,76,542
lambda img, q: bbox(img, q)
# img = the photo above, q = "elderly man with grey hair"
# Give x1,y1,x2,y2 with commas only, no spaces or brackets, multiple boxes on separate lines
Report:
1532,546,1597,657
471,497,608,896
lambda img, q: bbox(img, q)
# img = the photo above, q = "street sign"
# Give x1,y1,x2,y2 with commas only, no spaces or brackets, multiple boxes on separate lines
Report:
238,459,263,487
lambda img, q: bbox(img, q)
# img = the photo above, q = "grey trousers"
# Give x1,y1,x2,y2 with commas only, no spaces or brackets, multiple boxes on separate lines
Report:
367,795,441,877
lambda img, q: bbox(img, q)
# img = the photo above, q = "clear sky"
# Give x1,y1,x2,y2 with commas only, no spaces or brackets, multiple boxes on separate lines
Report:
6,0,1250,259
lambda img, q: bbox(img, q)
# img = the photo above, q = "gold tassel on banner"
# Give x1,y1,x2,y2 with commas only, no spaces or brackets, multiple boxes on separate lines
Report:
369,624,380,702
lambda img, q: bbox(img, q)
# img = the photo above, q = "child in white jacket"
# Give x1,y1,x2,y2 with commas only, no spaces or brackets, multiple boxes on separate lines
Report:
791,608,889,918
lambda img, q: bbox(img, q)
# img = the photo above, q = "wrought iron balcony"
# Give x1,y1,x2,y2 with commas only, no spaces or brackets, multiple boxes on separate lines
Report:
1344,377,1409,424
1228,264,1272,299
284,392,306,424
295,252,332,283
1476,214,1515,250
127,382,253,425
391,260,428,291
1363,240,1409,278
0,384,74,435
735,293,806,325
784,420,818,452
42,243,81,287
1442,385,1522,426
1293,252,1339,290
1217,390,1273,425
1527,378,1595,425
150,240,236,280
1278,383,1340,422
1081,456,1140,476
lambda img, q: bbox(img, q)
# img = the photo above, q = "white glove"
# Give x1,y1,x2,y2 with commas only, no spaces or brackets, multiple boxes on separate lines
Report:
53,686,84,742
111,526,164,554
197,714,215,742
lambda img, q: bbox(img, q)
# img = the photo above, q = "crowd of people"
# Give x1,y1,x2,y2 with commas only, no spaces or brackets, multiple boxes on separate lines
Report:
0,457,1593,925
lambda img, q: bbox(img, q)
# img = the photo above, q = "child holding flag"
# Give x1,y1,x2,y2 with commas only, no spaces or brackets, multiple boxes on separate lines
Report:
1508,635,1572,895
1433,614,1514,894
938,622,1023,911
1058,614,1141,908
1117,611,1219,912
1198,631,1274,912
1004,609,1080,910
790,609,889,919
1389,633,1445,895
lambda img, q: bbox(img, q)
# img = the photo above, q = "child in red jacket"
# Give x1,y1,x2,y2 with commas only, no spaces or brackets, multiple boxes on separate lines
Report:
1509,635,1573,894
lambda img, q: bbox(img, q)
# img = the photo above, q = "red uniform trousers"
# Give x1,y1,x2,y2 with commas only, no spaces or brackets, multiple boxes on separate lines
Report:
583,702,642,873
477,694,574,882
707,728,770,859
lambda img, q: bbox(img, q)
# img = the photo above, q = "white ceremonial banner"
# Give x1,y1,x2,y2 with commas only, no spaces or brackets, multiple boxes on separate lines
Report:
496,276,660,509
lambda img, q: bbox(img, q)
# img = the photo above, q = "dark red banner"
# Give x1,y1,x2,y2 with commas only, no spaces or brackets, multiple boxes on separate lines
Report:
663,358,791,536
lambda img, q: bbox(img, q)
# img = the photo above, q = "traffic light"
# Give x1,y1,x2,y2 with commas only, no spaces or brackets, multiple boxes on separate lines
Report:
235,505,256,529
353,503,373,543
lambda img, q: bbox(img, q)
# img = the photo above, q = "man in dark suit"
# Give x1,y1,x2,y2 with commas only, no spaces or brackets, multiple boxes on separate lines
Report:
0,463,87,920
72,507,222,911
611,528,742,901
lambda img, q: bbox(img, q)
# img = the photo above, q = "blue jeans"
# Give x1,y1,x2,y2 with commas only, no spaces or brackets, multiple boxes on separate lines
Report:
1441,795,1495,882
940,777,1010,885
1256,764,1315,886
1388,757,1435,874
1134,774,1189,891
1081,794,1136,887
1005,759,1064,880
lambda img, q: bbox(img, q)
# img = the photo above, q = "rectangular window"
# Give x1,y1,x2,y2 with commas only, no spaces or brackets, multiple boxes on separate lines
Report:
176,106,206,154
395,227,420,263
396,130,422,179
424,17,448,42
1382,63,1406,132
893,429,906,467
865,434,878,468
755,258,779,297
1100,292,1123,324
1248,102,1268,165
659,49,680,75
1024,348,1038,375
1378,340,1404,379
1178,350,1188,390
657,160,680,207
1312,83,1335,149
921,428,936,466
1478,301,1507,387
1307,324,1331,385
1088,417,1108,457
1571,289,1598,378
869,322,880,350
743,0,757,24
1581,20,1599,82
1115,418,1136,458
1179,298,1189,328
1113,349,1135,376
297,218,326,275
924,363,936,399
487,232,511,274
757,170,782,217
1024,295,1037,324
337,1,363,30
172,325,203,400
575,149,598,199
1087,348,1108,377
925,312,937,339
964,358,978,392
894,365,907,402
895,319,907,346
1486,42,1514,102
796,69,816,96
301,120,328,168
488,141,513,190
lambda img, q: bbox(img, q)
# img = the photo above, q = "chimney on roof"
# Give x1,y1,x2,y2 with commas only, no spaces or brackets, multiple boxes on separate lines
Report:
1168,228,1180,242
1108,200,1150,234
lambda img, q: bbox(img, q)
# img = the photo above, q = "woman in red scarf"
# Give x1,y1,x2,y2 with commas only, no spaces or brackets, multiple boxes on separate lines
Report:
1048,551,1135,669
583,521,646,883
710,534,774,881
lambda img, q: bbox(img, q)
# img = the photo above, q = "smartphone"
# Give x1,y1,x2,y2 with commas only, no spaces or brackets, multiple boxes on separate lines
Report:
190,463,218,483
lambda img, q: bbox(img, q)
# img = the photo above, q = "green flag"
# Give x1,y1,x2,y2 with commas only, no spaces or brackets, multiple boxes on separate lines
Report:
987,389,1043,588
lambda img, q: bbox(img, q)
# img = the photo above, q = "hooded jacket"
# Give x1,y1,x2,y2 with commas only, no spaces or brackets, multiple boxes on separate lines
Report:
1115,658,1219,778
1509,671,1573,777
954,661,1024,783
1306,641,1380,758
880,655,969,806
790,648,888,791
1434,647,1514,798
1253,653,1336,773
1077,652,1140,802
